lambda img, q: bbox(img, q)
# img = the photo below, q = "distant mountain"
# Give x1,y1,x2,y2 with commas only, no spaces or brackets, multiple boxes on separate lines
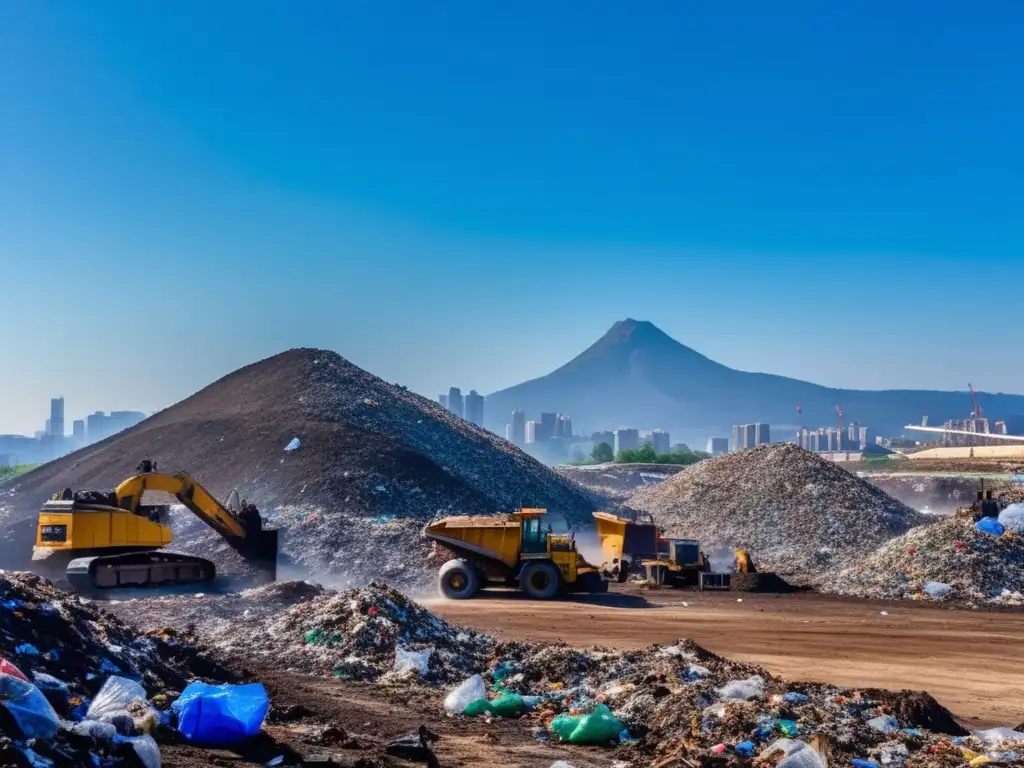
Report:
484,319,1024,441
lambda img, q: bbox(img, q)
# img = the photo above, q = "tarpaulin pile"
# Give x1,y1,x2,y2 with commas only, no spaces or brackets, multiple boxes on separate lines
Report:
820,514,1024,604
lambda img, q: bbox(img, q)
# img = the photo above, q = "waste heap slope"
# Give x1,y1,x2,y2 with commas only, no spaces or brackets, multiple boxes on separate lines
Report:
822,513,1024,605
628,443,927,577
0,349,600,585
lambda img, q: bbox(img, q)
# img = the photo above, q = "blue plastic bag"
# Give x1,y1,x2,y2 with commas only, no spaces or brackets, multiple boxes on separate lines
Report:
172,682,269,745
976,517,1005,536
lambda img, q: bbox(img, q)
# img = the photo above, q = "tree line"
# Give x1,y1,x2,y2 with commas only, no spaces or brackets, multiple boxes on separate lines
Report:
584,442,710,466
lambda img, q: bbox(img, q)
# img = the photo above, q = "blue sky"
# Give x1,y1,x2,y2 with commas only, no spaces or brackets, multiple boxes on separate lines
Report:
2,2,1022,434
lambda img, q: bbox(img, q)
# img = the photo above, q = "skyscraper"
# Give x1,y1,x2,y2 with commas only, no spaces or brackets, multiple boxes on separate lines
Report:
614,428,640,453
648,429,671,453
525,421,540,444
73,420,85,439
448,387,463,419
510,409,526,445
555,414,573,438
438,394,448,409
706,437,729,456
49,397,65,438
539,412,557,441
754,423,770,445
465,390,484,426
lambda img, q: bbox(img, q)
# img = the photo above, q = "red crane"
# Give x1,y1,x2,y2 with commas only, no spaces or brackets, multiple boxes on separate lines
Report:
969,383,984,418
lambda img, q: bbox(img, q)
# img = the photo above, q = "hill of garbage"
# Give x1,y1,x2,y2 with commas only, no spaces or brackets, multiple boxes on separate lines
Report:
628,444,927,577
0,348,600,586
821,508,1024,606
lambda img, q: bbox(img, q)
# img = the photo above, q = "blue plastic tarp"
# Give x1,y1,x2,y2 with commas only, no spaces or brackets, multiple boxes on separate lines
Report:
172,682,269,745
976,517,1006,536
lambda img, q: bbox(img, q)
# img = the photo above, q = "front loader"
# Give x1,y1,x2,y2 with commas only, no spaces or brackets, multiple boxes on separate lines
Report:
422,508,608,600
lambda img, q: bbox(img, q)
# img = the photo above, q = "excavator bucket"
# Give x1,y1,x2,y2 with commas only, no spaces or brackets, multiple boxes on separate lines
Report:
234,528,279,584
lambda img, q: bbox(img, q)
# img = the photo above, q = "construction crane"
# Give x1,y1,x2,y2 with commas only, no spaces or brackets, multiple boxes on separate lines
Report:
969,383,984,418
835,404,844,432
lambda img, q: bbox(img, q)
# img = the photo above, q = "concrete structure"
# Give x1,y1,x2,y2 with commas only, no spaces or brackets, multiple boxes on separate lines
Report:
465,390,484,427
438,394,448,409
754,423,770,445
510,409,526,446
538,413,557,442
525,421,540,444
648,429,671,454
591,431,615,449
72,420,85,439
504,424,513,442
706,437,729,456
555,414,573,439
86,410,146,442
447,388,464,419
614,428,640,454
49,397,65,438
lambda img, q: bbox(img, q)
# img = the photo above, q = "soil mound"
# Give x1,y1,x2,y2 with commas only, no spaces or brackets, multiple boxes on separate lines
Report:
1,349,599,587
823,514,1024,604
628,444,926,576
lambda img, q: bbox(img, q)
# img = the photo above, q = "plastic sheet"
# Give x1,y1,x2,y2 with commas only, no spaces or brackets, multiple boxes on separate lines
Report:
394,647,432,677
716,675,764,700
0,657,28,682
172,681,269,745
0,673,59,740
444,675,487,715
549,703,624,744
87,676,148,721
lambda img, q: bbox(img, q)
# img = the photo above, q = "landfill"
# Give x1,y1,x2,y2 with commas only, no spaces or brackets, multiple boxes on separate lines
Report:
628,444,927,577
821,513,1024,605
110,580,1024,766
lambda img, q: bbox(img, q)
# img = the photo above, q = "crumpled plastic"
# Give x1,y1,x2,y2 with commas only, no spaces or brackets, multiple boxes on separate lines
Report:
86,676,149,722
549,703,624,744
716,675,764,700
117,733,161,768
393,647,432,677
444,675,487,715
172,681,269,745
923,581,952,599
0,672,60,740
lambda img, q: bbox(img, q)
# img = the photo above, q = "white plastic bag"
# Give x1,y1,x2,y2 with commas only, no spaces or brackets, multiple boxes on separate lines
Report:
998,504,1024,533
777,742,826,768
393,647,432,677
976,726,1024,745
0,673,59,740
922,581,951,600
716,675,764,701
867,714,900,732
444,674,486,715
86,677,148,721
116,734,161,768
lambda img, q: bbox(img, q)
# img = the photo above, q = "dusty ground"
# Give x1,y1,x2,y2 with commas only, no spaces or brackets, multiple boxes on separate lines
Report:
424,585,1024,730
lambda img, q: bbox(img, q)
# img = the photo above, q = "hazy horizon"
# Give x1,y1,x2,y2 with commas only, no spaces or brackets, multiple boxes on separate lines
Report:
5,3,1023,435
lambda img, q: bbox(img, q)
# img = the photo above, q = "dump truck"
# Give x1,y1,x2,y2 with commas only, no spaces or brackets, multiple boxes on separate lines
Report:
422,508,608,599
592,510,660,582
33,459,278,592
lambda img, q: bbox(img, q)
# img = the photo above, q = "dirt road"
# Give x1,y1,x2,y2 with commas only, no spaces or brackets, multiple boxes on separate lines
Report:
427,587,1024,729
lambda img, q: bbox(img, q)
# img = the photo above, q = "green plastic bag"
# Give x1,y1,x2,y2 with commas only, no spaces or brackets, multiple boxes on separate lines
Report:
549,704,624,744
462,694,525,718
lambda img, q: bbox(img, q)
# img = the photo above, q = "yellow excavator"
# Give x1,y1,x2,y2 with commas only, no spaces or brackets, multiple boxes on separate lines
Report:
33,460,278,592
423,508,608,599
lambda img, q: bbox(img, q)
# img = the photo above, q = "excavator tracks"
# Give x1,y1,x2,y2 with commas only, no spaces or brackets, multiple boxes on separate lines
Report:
66,550,216,592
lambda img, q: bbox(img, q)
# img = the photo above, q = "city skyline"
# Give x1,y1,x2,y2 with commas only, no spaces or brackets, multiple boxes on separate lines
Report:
5,4,1024,434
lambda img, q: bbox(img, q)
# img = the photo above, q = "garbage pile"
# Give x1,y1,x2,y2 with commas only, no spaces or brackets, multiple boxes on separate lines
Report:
628,444,926,577
820,513,1024,605
158,580,497,682
440,636,1023,766
0,570,252,768
556,464,683,504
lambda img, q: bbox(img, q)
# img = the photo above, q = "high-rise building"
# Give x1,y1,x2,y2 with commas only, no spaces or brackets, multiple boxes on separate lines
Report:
510,409,526,445
706,437,729,456
743,423,757,448
49,397,65,438
614,428,640,454
538,413,557,442
465,390,484,426
525,421,540,444
591,431,615,449
447,387,463,419
731,424,743,452
72,420,85,439
504,424,513,442
648,429,671,453
438,394,448,409
555,414,573,438
754,423,770,445
85,410,146,442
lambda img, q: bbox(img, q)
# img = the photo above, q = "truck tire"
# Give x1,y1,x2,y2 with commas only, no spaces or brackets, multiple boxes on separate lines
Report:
575,570,609,593
519,561,561,599
438,559,479,600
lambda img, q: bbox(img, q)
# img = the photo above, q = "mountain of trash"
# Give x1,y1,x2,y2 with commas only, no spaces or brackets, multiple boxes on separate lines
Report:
0,348,600,582
628,443,926,577
821,512,1024,605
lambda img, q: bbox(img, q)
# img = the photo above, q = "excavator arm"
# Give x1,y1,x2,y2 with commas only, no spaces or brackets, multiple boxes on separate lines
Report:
114,471,248,541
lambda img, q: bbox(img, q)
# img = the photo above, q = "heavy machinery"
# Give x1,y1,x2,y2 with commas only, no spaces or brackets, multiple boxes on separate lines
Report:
641,542,757,590
957,481,1006,521
422,508,608,600
33,460,278,592
592,510,659,582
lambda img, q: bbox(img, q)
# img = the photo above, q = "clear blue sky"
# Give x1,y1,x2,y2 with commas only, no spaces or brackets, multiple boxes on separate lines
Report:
3,1,1022,434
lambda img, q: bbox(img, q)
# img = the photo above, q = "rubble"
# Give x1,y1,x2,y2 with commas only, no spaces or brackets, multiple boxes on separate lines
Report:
821,514,1024,604
555,464,683,505
628,444,927,577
